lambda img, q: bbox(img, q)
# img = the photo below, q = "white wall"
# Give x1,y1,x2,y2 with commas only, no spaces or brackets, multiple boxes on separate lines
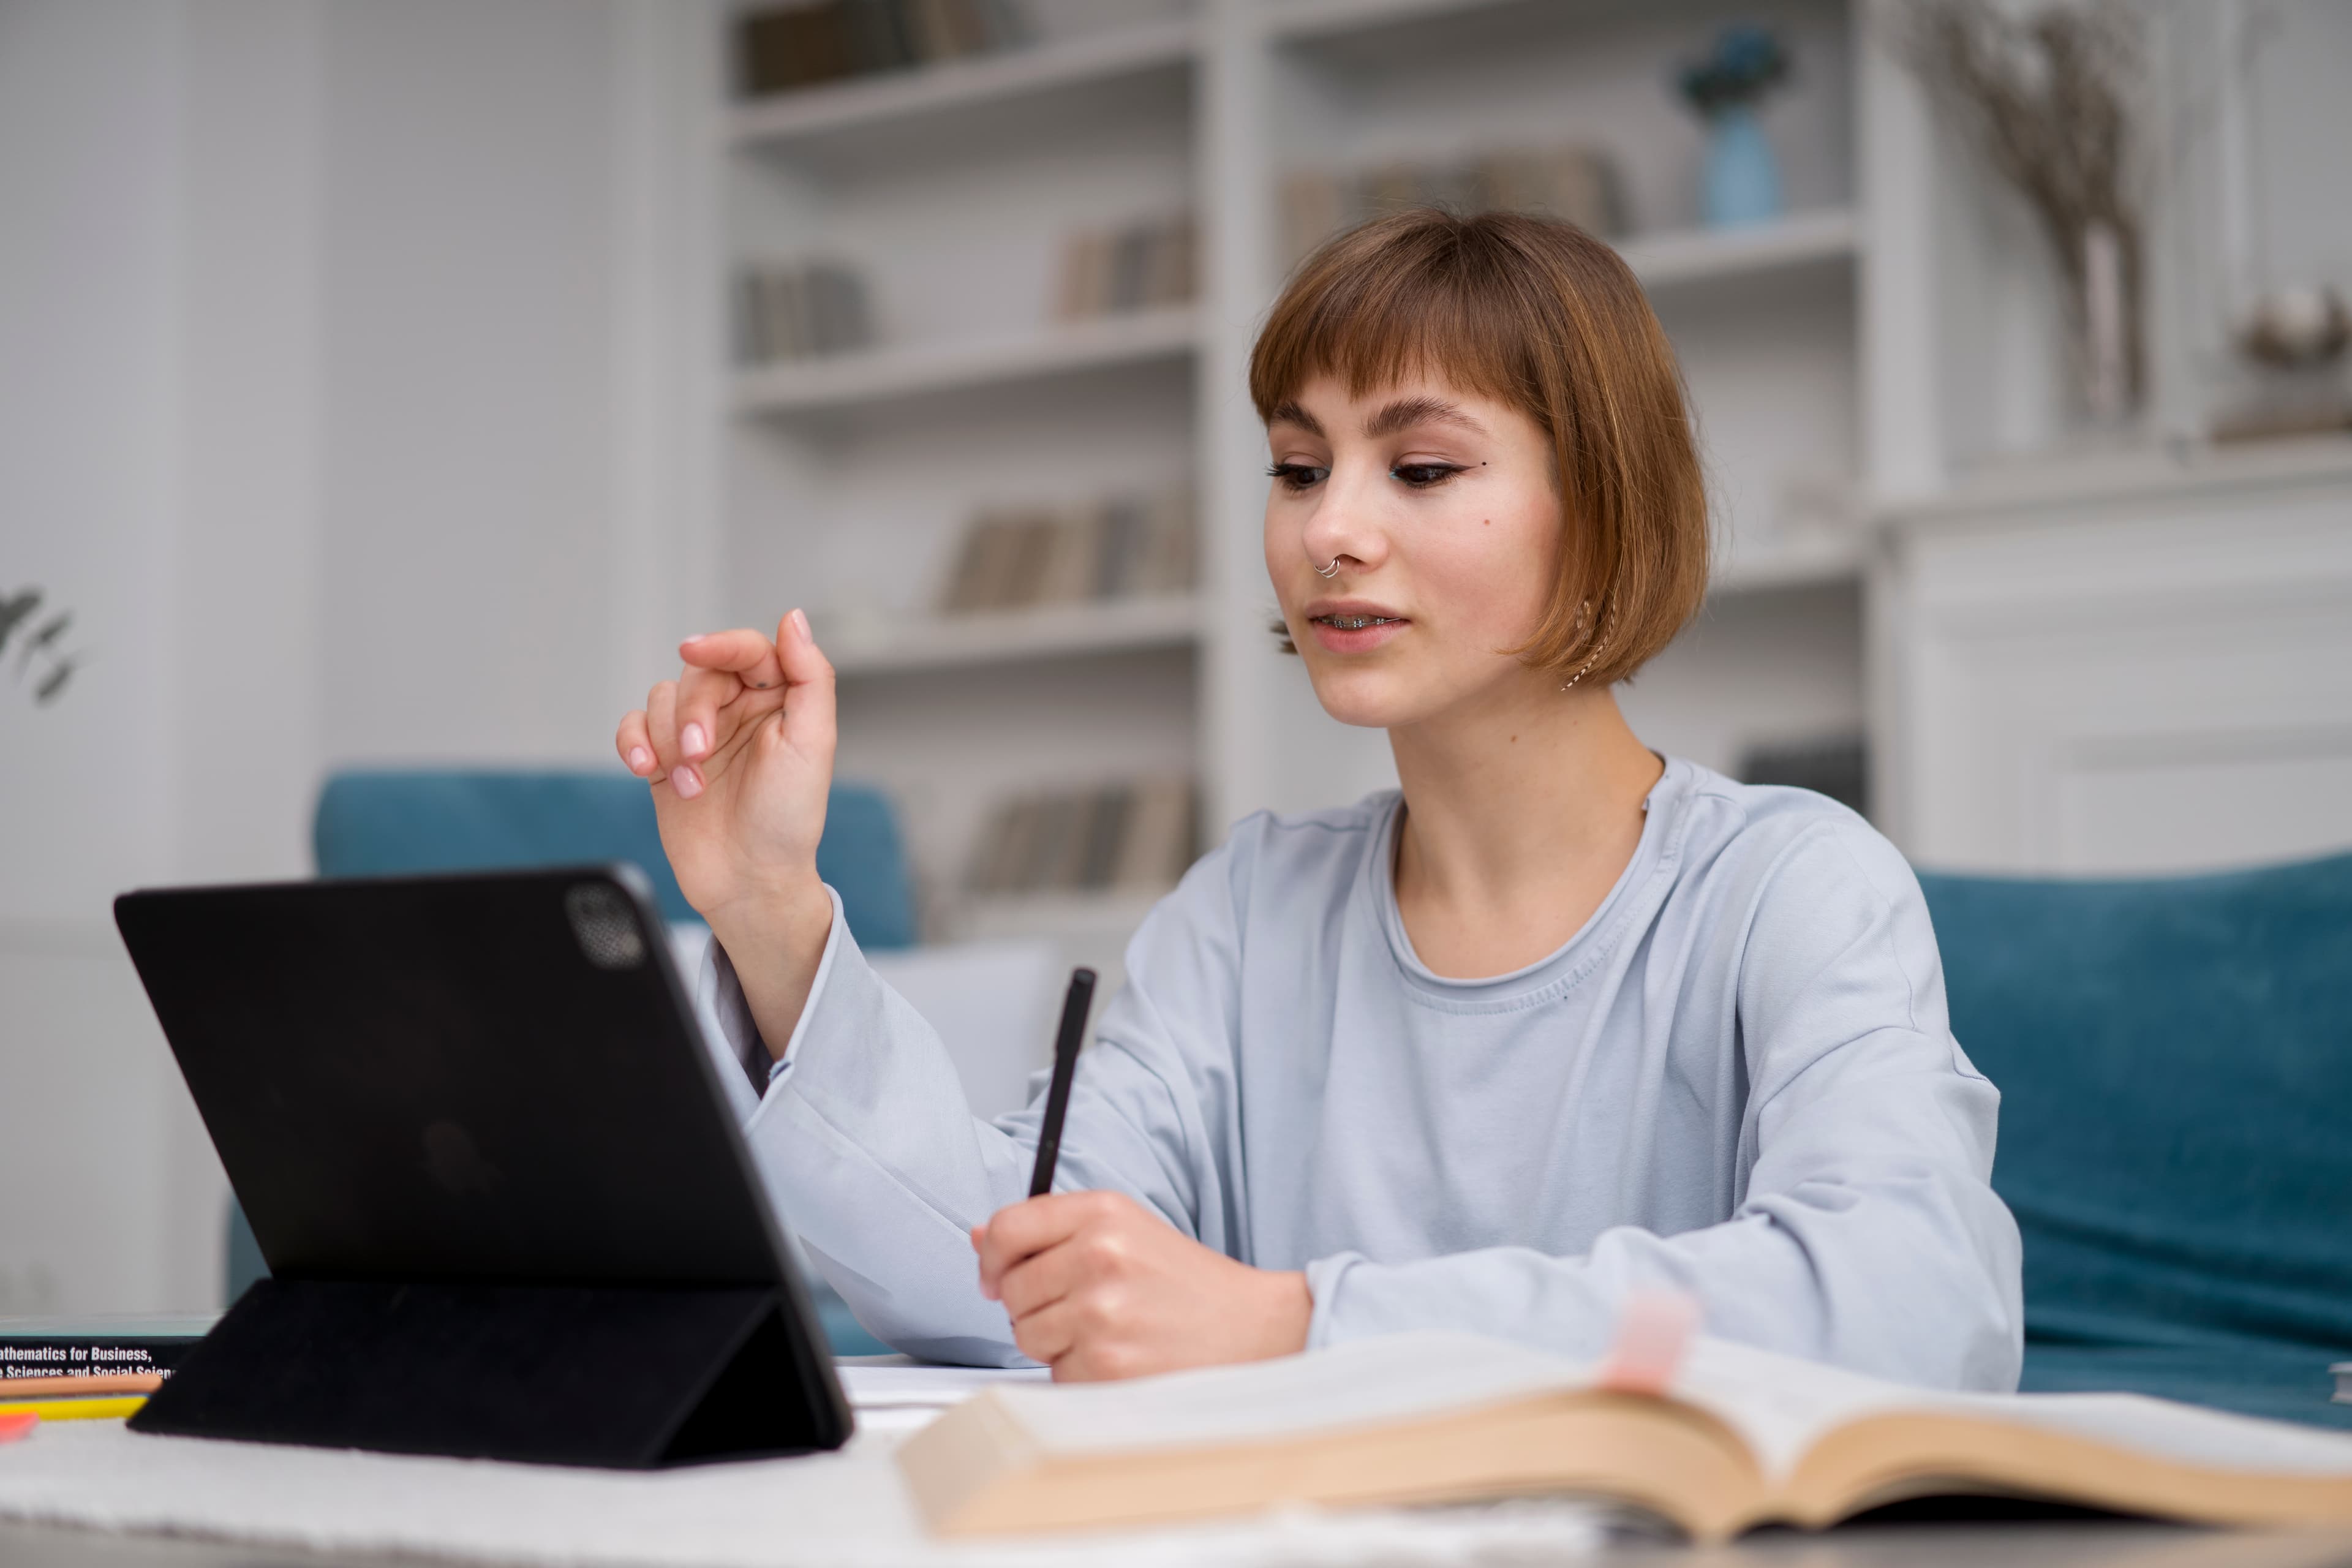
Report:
0,0,701,1315
2,0,247,1319
317,0,620,763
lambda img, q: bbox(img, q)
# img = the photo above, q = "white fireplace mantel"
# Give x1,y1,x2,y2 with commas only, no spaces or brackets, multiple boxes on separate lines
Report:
1870,437,2352,875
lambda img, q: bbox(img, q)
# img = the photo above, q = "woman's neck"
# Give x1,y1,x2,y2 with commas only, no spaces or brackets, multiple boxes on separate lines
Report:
1385,675,1664,979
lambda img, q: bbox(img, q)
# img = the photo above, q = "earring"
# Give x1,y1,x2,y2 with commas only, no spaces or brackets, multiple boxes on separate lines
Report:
1559,601,1607,692
1314,558,1341,579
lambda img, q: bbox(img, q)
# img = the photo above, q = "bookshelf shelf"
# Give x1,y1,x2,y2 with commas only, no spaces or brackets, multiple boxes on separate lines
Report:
1617,209,1860,293
731,306,1199,417
728,18,1199,150
823,593,1200,677
1268,0,1521,45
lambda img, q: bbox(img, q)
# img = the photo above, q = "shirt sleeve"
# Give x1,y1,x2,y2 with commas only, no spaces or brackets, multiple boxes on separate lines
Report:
1300,820,2027,1393
701,854,1247,1367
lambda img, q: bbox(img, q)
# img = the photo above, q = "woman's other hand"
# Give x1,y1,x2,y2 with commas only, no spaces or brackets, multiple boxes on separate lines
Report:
615,609,835,1050
971,1192,1312,1381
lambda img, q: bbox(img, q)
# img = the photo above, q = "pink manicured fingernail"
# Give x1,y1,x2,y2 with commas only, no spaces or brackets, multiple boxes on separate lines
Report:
681,633,706,646
789,608,810,639
682,723,707,758
627,747,650,773
672,764,702,799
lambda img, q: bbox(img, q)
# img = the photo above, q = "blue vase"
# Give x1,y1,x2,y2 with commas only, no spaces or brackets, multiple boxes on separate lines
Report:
1702,104,1783,227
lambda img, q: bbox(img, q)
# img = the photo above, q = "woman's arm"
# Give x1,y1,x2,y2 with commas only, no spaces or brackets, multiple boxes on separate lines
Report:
703,840,1275,1368
627,616,1291,1371
1297,822,2026,1393
616,611,837,1048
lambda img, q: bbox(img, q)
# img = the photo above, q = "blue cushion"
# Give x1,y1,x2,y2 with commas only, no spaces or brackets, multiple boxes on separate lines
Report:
313,769,914,949
1920,851,2352,1428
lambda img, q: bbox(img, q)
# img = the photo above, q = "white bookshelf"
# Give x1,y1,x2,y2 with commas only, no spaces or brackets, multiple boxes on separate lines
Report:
732,306,1198,415
709,0,1917,944
823,592,1200,676
726,17,1199,148
1619,207,1858,292
1265,0,1534,42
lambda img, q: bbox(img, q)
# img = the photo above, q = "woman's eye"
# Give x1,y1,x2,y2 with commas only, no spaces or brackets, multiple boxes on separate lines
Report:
1267,462,1329,492
1390,462,1464,488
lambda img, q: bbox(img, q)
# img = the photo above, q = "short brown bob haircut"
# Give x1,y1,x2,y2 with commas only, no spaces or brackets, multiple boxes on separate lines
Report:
1250,208,1711,687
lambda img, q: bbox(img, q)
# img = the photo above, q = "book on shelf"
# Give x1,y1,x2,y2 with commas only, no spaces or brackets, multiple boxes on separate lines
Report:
1280,144,1625,266
937,486,1194,615
900,1329,2352,1541
967,777,1196,899
1052,214,1196,322
1736,732,1868,820
734,258,874,364
0,1314,216,1384
734,0,1033,99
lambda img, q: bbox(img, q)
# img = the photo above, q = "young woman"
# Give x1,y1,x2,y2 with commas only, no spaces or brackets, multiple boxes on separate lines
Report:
615,211,2023,1390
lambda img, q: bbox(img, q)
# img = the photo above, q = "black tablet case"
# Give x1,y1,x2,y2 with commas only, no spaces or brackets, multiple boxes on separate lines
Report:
113,866,853,1466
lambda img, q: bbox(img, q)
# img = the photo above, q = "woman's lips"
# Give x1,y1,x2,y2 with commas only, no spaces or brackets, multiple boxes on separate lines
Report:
1308,611,1409,654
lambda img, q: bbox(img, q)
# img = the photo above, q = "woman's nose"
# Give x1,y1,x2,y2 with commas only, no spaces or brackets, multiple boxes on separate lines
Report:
1301,464,1386,570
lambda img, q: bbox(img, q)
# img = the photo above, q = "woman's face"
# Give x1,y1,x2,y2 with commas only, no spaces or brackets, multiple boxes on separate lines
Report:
1262,374,1563,729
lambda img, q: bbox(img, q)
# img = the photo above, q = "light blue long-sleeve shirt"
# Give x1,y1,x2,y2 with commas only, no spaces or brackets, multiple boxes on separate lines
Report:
697,757,2025,1390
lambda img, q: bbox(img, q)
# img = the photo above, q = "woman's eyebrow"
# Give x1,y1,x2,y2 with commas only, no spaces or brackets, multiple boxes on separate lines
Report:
1268,400,1325,437
1363,396,1485,439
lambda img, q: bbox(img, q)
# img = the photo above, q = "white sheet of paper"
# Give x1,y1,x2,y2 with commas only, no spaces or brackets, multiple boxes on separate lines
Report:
835,1357,1052,1411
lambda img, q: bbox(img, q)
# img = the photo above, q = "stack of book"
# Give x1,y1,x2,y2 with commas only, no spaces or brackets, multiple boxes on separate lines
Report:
0,1314,213,1430
1051,214,1196,322
966,777,1197,899
936,486,1194,615
734,0,1033,97
734,259,874,364
1279,145,1626,266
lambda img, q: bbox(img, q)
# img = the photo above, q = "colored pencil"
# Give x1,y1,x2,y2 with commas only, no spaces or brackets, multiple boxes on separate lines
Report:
0,1396,147,1422
0,1373,163,1398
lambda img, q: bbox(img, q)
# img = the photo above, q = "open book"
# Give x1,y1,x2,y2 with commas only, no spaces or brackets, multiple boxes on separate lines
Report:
898,1333,2352,1541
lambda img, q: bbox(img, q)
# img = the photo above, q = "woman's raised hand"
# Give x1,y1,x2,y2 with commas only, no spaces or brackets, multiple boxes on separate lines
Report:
615,608,835,937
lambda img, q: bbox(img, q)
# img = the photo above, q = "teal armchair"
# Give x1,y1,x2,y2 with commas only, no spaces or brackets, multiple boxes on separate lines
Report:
1920,849,2352,1429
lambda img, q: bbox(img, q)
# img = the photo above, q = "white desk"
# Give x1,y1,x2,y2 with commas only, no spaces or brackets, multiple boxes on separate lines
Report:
6,1514,2352,1568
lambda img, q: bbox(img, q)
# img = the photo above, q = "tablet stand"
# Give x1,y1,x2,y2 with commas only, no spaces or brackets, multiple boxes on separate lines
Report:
129,1277,849,1466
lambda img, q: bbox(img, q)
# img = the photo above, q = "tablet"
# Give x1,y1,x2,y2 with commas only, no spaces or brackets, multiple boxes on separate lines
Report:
113,864,851,1464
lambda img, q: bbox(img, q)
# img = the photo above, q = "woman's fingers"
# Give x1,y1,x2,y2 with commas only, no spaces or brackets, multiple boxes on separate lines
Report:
772,608,836,758
997,1237,1085,1323
615,709,657,779
973,1193,1090,1299
679,628,786,691
1007,1295,1080,1370
646,681,701,799
674,665,742,764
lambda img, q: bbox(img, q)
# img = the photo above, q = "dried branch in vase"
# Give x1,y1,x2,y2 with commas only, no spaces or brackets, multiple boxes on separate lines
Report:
1891,0,2147,424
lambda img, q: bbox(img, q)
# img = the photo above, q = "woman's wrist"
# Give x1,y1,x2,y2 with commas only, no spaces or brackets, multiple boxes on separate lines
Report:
704,874,835,1062
1251,1268,1314,1360
703,871,831,956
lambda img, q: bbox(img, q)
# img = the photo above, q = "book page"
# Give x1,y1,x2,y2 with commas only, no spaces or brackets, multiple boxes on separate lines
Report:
1678,1337,2352,1483
1939,1390,2352,1476
994,1333,1591,1455
834,1361,1052,1411
1670,1337,1924,1480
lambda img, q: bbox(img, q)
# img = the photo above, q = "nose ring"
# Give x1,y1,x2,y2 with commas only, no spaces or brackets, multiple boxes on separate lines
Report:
1314,557,1341,579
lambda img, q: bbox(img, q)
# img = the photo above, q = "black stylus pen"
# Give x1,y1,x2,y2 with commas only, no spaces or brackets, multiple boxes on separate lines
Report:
1028,967,1098,1198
